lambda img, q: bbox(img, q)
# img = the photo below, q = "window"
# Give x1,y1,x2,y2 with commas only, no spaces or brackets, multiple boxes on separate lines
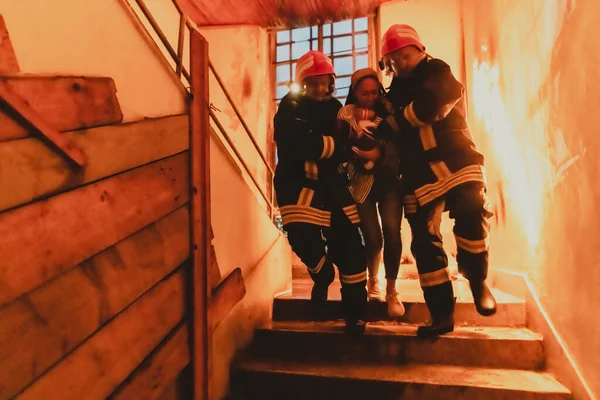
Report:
272,17,373,106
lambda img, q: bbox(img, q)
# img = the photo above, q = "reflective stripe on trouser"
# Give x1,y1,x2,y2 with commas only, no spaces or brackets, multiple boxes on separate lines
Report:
407,198,455,318
284,222,335,287
449,181,493,283
326,207,368,322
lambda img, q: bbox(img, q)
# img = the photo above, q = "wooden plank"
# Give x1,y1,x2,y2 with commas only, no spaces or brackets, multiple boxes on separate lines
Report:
0,16,19,73
0,152,189,307
211,268,246,330
109,324,190,400
0,207,190,400
0,82,86,166
0,114,189,212
158,366,192,400
0,75,123,142
189,30,211,400
16,269,187,400
208,225,222,289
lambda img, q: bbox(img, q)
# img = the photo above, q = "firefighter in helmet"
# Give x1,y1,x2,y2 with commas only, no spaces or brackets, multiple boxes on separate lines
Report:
273,50,368,334
357,25,497,336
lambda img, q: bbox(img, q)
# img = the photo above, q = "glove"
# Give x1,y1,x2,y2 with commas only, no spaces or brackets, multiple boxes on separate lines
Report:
349,120,377,150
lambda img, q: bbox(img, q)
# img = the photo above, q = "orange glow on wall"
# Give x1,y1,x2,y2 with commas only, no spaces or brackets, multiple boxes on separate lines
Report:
464,1,600,393
470,14,582,259
472,52,549,254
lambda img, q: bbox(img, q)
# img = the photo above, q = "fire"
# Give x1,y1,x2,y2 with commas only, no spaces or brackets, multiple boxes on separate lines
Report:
471,51,558,255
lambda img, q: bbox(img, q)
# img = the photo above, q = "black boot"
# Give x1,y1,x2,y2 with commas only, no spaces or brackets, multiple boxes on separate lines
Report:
470,280,496,316
419,282,455,337
345,319,366,335
341,285,367,335
310,283,329,321
417,313,454,337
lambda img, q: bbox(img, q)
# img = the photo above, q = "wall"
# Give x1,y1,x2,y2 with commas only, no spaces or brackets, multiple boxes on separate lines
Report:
462,0,600,396
134,0,274,210
379,0,463,88
0,0,187,122
210,133,291,399
199,25,272,199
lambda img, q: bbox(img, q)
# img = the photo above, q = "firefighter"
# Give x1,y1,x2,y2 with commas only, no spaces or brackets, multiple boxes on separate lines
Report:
358,24,497,336
273,50,368,334
338,68,405,317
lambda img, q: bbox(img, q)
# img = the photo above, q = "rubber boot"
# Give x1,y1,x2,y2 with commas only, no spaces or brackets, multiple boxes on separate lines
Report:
470,280,496,316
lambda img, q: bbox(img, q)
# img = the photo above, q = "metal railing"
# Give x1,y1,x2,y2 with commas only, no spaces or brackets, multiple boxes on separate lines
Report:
121,0,275,218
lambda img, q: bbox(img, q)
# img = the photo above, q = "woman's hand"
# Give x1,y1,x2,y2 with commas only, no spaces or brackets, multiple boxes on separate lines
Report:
352,146,381,161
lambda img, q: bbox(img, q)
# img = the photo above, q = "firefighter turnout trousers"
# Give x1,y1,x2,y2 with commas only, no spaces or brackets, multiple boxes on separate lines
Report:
404,181,493,319
283,204,367,322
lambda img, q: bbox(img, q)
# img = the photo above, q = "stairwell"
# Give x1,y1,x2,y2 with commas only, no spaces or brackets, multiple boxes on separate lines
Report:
229,270,573,399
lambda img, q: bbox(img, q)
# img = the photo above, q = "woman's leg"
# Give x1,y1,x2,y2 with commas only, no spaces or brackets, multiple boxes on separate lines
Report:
357,195,384,300
378,181,405,316
379,183,403,282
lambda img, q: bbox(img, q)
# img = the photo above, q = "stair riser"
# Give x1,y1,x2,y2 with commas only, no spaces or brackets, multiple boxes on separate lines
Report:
251,330,545,370
230,371,571,400
273,299,526,327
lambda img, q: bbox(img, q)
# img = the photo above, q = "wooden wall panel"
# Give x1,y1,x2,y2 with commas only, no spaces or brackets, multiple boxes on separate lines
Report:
16,269,186,400
0,75,123,142
0,114,189,212
0,206,189,400
157,366,193,400
211,268,246,330
0,153,189,307
109,324,190,400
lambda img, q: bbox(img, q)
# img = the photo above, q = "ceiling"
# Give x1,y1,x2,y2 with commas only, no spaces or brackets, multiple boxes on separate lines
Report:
176,0,392,28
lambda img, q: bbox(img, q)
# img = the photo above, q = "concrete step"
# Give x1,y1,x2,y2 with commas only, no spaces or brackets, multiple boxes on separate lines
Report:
277,278,526,326
250,321,544,370
273,297,526,327
231,359,572,400
293,261,421,280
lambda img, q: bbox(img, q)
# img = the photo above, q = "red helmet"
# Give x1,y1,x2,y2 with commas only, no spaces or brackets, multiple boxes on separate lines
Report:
381,24,425,56
295,50,335,83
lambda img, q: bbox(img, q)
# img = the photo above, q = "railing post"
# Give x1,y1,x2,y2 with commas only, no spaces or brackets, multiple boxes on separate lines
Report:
190,30,211,400
176,14,186,78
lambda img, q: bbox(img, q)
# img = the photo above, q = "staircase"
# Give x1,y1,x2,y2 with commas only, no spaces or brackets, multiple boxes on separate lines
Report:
229,274,572,399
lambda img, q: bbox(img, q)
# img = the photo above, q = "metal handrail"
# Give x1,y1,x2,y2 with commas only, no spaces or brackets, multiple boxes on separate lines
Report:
209,110,275,213
208,62,274,177
124,0,275,217
133,0,191,84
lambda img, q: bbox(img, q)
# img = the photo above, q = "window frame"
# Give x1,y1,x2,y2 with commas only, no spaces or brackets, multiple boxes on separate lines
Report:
269,14,379,107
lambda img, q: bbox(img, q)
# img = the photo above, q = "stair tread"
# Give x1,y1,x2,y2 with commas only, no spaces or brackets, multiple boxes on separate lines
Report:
235,359,570,394
284,278,524,304
264,321,542,340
